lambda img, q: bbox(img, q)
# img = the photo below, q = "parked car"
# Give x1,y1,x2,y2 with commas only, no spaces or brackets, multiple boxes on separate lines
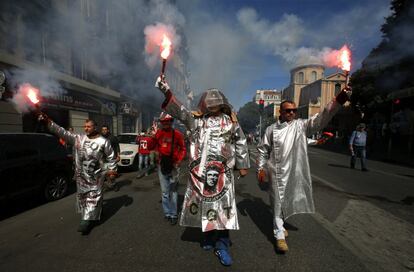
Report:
117,133,139,169
0,133,73,203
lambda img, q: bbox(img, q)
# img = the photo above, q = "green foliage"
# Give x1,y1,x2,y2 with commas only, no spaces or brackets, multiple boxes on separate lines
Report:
351,0,414,110
238,101,276,133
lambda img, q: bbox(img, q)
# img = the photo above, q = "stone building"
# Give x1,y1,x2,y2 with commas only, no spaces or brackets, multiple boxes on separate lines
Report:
254,89,282,118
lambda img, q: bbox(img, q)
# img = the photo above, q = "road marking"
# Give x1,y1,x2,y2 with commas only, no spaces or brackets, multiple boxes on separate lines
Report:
311,174,346,192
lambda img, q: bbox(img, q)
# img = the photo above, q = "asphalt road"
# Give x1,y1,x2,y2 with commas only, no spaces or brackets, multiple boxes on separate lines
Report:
0,146,413,272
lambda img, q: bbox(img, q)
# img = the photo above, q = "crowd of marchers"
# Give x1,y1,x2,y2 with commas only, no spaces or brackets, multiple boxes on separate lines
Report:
35,74,351,267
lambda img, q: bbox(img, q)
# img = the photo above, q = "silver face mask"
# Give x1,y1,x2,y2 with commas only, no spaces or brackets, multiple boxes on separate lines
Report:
197,89,232,114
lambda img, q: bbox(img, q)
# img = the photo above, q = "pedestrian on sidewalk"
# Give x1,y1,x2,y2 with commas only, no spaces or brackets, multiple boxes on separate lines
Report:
155,75,250,266
256,87,351,253
135,129,155,178
349,123,368,171
154,112,186,226
37,115,117,235
102,125,121,191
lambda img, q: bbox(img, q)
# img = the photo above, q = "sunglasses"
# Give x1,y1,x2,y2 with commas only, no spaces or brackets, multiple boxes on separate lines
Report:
283,108,297,113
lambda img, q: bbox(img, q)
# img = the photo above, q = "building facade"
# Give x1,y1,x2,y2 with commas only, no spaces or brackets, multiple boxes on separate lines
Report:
254,89,282,118
0,0,145,134
282,64,325,106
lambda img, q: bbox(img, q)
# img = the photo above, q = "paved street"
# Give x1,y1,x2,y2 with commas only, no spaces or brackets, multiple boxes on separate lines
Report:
0,147,413,272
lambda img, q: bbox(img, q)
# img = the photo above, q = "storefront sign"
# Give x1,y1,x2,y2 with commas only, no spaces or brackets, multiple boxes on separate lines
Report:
43,90,117,115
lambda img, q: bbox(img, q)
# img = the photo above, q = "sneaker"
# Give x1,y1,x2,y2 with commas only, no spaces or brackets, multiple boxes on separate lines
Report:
170,217,178,225
214,249,233,266
276,239,289,253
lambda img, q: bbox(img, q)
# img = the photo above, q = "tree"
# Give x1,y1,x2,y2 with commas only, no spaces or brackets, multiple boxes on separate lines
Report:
351,0,414,112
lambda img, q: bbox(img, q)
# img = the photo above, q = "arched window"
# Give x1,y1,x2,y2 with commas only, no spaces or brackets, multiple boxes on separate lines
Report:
335,83,341,94
311,71,317,82
297,72,304,83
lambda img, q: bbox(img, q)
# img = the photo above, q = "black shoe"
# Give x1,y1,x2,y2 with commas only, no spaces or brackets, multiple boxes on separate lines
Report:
164,216,171,222
113,184,120,192
362,168,369,172
170,217,178,225
77,220,93,235
350,165,355,169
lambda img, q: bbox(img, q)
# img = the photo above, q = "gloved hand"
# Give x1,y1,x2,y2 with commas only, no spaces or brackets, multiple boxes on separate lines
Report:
155,75,170,94
257,168,266,183
37,111,51,124
335,86,352,105
239,169,248,177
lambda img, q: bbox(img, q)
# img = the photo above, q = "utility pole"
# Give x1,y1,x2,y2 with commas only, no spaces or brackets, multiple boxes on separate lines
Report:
259,98,264,140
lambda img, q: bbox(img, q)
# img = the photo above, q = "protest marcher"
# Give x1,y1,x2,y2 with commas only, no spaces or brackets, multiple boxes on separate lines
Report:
136,129,155,178
154,112,186,225
155,75,250,266
256,87,351,253
349,123,368,171
37,115,117,234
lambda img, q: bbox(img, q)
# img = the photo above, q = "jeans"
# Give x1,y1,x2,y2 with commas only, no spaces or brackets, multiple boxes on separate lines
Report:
158,168,178,218
351,145,367,170
138,154,149,170
203,230,231,250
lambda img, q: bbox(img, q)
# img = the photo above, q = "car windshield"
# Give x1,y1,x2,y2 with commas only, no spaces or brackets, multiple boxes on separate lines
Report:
117,135,137,144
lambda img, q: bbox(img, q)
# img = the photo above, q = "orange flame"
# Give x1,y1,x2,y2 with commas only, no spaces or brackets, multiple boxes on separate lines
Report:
339,45,351,72
24,84,40,104
160,34,172,59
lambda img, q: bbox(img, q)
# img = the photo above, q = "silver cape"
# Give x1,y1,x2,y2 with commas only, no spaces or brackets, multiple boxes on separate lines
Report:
163,93,250,232
257,100,341,219
49,122,117,220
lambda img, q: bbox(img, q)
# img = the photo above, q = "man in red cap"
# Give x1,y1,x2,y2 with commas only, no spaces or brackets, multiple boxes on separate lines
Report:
154,112,186,225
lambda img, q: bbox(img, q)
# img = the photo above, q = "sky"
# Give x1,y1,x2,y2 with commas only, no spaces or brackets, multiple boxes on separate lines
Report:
174,0,391,109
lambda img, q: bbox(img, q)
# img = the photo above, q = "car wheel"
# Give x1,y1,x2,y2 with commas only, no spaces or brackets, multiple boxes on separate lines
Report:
44,174,69,201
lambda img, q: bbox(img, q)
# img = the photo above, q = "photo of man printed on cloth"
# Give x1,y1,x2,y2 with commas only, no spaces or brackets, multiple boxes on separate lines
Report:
203,164,224,196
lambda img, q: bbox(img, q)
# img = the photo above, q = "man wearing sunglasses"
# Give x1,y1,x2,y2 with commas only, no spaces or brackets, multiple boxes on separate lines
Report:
256,88,351,253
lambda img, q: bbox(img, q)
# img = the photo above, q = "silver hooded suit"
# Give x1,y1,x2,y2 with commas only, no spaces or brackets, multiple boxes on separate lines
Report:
162,89,250,232
49,122,117,220
257,100,341,220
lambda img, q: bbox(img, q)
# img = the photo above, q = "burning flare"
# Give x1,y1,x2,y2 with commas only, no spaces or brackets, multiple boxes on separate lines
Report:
23,83,40,105
339,45,351,72
160,34,172,60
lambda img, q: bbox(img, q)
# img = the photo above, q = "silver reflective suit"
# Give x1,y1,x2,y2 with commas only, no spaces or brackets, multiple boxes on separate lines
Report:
257,100,341,220
162,90,250,232
49,122,117,220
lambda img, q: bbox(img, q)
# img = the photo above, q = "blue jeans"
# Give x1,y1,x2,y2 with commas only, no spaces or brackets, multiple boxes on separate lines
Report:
351,145,367,169
138,154,149,170
158,168,178,218
203,230,231,250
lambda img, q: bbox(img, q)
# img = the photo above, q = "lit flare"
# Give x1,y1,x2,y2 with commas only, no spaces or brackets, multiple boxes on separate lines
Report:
23,84,40,105
338,45,351,72
160,34,172,60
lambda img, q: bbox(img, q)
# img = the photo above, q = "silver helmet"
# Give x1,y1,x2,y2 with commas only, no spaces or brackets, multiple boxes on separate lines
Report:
197,88,232,115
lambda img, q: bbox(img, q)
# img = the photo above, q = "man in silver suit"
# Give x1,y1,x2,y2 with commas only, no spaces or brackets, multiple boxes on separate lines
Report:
38,115,117,234
256,88,351,253
155,75,250,266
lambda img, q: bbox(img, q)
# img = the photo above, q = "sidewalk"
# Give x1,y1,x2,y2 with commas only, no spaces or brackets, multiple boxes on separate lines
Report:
316,140,414,169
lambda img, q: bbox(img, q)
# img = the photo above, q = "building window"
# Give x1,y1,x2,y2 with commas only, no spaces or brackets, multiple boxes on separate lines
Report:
311,71,317,82
335,83,341,95
297,72,304,83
